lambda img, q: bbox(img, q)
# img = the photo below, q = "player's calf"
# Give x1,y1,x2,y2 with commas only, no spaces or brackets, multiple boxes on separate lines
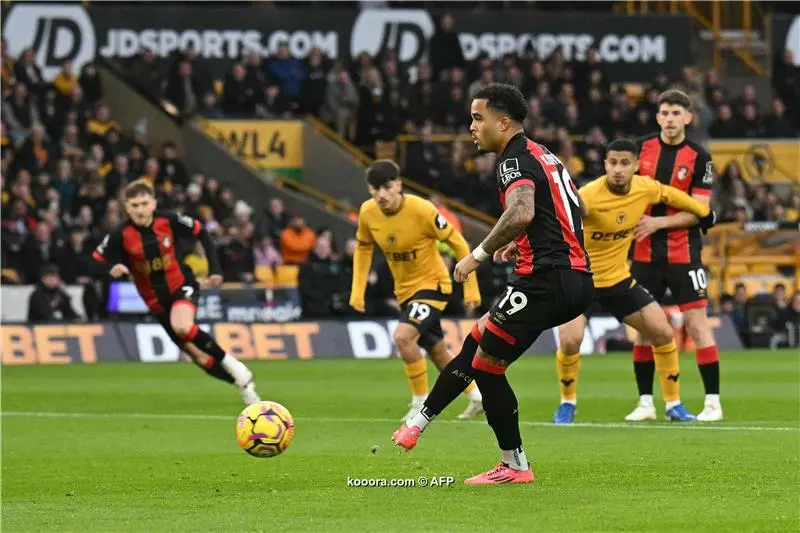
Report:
553,315,586,424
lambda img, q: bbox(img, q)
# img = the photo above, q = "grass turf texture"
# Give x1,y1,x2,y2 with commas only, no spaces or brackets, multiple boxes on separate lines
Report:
2,349,799,532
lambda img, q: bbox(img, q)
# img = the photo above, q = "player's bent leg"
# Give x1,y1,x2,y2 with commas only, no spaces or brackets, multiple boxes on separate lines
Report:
392,314,490,450
465,349,533,484
683,306,723,421
624,303,695,422
170,301,261,405
552,315,586,424
394,323,428,420
428,340,484,420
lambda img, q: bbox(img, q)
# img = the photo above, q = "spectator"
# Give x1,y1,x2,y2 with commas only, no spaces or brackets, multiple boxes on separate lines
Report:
27,264,80,322
3,83,39,143
158,141,188,190
55,226,93,285
763,98,797,138
16,124,51,174
129,49,161,95
303,48,329,116
429,13,465,79
253,236,283,268
740,104,765,138
709,104,741,138
21,223,57,283
266,43,306,110
164,60,201,116
219,224,255,282
298,236,343,318
279,216,316,265
733,83,760,118
52,59,77,97
222,63,256,117
39,87,63,141
14,48,43,93
79,63,104,105
321,69,359,138
258,84,290,119
196,92,224,119
260,197,289,241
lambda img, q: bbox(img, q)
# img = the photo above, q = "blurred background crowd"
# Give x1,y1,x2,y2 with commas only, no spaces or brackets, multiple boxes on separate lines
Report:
2,5,798,344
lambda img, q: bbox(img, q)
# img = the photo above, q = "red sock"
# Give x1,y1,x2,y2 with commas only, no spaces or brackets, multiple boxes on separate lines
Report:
696,345,719,365
633,344,654,362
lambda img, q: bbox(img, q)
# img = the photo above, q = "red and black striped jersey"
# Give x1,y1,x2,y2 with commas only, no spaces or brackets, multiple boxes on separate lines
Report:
495,133,591,285
633,133,714,264
92,211,211,313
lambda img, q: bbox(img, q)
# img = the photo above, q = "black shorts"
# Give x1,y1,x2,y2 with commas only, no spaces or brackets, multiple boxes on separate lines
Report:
630,262,709,310
585,278,655,322
481,269,594,364
399,289,448,350
153,280,201,346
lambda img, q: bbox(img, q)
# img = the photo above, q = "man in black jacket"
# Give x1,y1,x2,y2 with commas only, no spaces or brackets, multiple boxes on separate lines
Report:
27,265,80,322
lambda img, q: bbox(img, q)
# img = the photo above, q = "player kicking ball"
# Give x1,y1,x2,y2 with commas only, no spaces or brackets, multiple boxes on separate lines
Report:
393,84,593,484
92,180,261,405
350,160,484,421
542,139,715,424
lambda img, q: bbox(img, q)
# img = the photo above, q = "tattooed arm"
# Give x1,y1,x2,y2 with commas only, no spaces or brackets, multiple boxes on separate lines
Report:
479,184,535,255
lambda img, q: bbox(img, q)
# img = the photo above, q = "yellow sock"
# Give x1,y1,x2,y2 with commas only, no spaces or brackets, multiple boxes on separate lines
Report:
556,349,581,402
653,340,680,403
403,359,428,397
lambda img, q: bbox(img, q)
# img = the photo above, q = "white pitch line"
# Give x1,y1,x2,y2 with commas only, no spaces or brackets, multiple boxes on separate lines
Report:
2,411,798,433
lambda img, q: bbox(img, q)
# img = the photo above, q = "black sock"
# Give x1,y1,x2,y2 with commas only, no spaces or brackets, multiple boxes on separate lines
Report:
697,362,720,394
189,329,227,361
472,369,521,450
422,334,478,418
203,361,235,384
634,361,655,396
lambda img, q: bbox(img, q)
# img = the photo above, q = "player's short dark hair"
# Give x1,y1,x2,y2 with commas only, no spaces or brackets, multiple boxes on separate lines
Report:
124,179,155,199
472,83,528,124
365,159,400,188
606,139,639,157
657,89,692,110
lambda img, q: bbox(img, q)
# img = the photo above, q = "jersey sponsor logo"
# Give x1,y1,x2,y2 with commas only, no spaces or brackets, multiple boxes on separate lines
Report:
386,250,418,262
591,229,632,241
616,212,627,225
499,158,521,185
435,214,448,230
702,161,714,184
134,254,174,275
2,4,96,80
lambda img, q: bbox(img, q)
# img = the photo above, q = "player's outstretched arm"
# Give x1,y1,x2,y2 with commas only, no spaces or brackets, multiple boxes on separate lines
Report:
349,239,373,313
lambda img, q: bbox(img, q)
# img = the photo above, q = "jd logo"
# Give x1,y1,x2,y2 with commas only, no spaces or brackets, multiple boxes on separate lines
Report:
3,4,96,80
350,10,435,66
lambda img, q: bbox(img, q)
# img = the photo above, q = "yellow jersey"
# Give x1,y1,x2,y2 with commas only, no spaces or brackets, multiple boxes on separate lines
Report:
579,174,710,288
350,194,480,311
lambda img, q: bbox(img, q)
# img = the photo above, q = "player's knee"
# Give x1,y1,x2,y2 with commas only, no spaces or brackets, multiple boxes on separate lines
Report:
393,330,418,353
558,334,583,356
171,321,193,341
650,328,674,348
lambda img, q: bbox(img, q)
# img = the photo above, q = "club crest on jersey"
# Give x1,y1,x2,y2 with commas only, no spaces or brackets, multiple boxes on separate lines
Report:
676,165,690,181
616,212,627,224
162,236,171,248
499,158,521,185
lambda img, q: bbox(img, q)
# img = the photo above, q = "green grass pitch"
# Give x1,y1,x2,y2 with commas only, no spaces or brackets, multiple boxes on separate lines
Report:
2,350,799,532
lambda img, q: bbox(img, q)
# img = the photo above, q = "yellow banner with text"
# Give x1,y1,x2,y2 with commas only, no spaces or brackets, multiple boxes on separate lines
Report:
199,120,303,179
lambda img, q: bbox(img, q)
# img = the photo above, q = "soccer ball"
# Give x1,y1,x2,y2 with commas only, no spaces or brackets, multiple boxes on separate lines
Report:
236,401,295,458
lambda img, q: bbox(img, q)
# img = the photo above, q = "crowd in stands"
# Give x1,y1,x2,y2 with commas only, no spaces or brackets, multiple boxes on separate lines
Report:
3,8,799,345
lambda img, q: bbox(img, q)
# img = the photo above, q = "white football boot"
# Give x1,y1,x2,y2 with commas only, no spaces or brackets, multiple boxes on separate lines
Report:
624,402,657,421
696,401,724,422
